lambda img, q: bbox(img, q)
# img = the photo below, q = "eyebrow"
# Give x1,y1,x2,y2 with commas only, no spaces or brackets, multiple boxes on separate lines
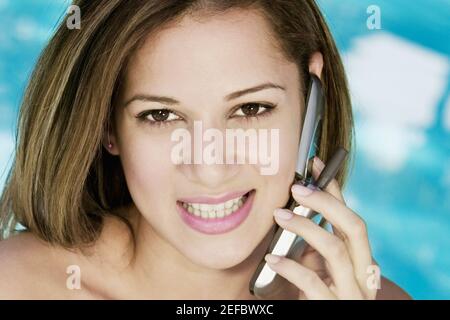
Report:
123,82,285,107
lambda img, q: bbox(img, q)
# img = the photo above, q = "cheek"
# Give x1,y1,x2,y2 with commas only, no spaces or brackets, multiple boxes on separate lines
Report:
281,100,302,175
260,110,300,209
278,127,299,173
118,133,175,202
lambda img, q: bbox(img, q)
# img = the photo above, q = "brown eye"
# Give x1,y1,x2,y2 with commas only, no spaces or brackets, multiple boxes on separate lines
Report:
241,103,261,116
151,109,170,121
233,103,275,118
137,109,181,123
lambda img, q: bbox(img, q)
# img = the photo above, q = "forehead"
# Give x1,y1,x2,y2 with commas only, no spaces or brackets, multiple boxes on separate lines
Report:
123,9,298,101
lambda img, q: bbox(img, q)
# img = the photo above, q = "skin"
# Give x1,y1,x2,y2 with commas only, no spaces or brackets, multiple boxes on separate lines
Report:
0,9,410,299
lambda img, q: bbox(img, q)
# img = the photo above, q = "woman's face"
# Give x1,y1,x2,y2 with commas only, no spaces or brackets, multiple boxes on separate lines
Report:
111,9,303,269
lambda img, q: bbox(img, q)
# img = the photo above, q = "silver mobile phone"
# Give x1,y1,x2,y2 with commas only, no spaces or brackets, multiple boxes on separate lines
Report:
249,74,345,299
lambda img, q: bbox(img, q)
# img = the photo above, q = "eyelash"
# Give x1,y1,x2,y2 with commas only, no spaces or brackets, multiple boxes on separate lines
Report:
135,102,277,128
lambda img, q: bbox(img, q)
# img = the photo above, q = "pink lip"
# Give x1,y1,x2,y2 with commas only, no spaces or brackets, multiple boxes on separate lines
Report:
178,190,250,205
176,190,255,235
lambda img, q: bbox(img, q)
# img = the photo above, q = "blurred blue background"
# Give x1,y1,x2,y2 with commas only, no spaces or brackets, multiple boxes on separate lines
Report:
0,0,449,299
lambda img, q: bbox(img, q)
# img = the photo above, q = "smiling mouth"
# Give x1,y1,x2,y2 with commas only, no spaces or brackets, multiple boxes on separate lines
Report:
178,190,253,219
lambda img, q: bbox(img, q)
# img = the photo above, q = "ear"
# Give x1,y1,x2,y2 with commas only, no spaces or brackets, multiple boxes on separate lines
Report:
308,51,324,80
102,121,119,155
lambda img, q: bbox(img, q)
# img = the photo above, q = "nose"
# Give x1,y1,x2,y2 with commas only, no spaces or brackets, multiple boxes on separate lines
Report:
176,119,242,190
185,162,241,190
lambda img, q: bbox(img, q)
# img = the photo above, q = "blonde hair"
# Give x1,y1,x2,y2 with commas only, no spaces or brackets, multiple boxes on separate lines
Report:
0,0,354,248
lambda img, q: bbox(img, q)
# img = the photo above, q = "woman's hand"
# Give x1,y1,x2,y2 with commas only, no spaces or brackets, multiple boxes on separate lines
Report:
264,156,379,300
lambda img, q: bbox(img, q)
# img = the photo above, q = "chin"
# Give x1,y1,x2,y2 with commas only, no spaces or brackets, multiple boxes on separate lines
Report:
184,245,256,270
177,224,271,270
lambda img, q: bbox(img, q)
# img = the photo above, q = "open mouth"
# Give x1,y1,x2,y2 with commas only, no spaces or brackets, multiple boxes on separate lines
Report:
179,191,251,219
176,189,256,234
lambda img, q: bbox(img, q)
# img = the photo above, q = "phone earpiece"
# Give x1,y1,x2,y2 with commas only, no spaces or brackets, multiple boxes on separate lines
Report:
295,73,325,184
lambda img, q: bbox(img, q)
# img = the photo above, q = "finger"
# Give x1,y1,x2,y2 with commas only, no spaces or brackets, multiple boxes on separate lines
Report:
312,157,377,298
264,254,336,300
274,209,363,299
290,184,373,297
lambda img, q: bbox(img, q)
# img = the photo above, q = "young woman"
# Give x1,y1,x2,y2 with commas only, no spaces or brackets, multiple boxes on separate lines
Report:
0,0,410,299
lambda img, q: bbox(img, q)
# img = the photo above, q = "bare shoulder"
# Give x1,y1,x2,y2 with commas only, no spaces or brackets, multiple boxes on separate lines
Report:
0,232,89,299
0,217,133,300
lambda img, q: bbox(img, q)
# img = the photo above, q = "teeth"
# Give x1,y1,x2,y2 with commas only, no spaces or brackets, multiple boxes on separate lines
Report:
182,193,249,219
225,199,234,209
216,209,225,218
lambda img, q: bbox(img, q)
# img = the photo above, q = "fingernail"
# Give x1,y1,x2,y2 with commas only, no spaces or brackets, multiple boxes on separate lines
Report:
265,254,281,264
314,156,325,170
273,208,293,220
291,184,315,197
